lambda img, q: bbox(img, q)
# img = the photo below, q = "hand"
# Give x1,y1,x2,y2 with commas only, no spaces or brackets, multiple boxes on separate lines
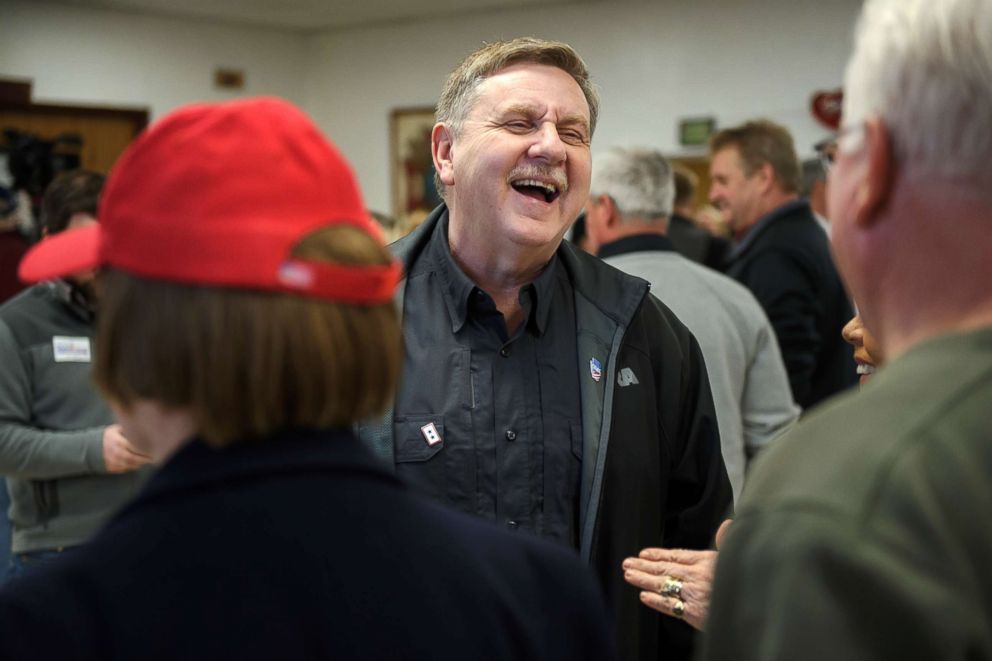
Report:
102,424,153,473
622,519,732,631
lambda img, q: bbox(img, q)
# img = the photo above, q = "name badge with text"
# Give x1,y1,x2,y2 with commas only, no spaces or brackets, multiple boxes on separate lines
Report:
52,336,92,363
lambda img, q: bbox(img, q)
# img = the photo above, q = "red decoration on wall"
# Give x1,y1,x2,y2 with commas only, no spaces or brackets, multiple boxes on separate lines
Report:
811,89,843,130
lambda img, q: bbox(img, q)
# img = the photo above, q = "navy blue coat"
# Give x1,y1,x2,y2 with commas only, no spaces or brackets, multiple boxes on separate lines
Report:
0,429,613,660
725,200,857,408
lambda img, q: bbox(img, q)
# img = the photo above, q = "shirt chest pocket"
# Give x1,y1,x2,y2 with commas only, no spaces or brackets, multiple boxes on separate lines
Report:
394,415,445,463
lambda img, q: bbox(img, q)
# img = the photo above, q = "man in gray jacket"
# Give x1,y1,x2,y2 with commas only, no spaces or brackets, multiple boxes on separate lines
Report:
0,171,151,580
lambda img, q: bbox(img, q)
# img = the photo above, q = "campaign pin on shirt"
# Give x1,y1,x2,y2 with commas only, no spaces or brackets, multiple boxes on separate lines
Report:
420,422,442,446
52,336,91,363
589,357,602,382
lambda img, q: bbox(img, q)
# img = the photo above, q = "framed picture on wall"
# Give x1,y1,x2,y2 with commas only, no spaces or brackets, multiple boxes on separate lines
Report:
390,107,440,229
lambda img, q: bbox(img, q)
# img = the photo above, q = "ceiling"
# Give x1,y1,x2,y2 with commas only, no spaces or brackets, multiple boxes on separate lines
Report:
48,0,586,31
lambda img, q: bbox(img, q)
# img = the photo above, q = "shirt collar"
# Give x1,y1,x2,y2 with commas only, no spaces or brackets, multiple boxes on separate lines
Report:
731,198,809,259
427,213,559,336
597,233,676,259
50,279,97,322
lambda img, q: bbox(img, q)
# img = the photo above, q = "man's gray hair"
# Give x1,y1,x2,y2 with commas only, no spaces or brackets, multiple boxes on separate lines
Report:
589,147,674,221
843,0,992,185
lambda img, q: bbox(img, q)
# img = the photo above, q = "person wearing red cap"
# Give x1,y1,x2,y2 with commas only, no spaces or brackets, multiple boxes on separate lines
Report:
0,97,612,660
0,171,153,584
358,38,731,661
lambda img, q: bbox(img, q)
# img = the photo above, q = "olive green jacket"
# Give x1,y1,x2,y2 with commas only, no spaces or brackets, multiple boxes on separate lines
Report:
703,328,992,660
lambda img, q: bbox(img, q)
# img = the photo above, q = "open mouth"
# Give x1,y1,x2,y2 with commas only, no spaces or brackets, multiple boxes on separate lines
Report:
511,178,561,204
856,363,875,376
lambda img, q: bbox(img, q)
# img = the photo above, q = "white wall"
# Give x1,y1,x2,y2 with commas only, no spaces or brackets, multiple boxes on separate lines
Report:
2,0,864,213
303,0,863,213
0,0,307,120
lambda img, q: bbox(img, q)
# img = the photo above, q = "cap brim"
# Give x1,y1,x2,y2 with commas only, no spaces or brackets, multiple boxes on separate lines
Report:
18,223,103,284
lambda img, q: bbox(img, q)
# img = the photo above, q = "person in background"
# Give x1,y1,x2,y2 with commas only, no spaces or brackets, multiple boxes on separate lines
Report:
566,210,596,254
668,165,729,269
800,155,831,234
0,97,613,661
841,313,883,387
694,204,733,240
0,186,24,572
709,119,857,408
703,0,992,656
359,38,732,661
0,186,28,304
0,171,152,583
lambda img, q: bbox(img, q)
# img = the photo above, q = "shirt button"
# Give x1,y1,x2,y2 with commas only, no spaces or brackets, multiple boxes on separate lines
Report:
499,347,510,357
506,520,519,530
505,429,517,441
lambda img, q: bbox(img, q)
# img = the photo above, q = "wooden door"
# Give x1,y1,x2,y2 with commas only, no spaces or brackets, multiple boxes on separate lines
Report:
1,79,148,175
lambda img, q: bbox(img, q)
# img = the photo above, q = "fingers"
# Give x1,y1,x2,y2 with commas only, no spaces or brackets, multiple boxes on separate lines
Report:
623,555,715,632
715,519,733,549
624,549,716,580
103,425,152,473
637,591,705,631
120,441,152,461
106,446,144,473
117,445,151,467
622,566,667,594
637,547,715,564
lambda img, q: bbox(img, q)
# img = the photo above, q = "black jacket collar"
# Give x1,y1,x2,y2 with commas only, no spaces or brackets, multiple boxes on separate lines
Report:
731,198,810,259
597,233,676,259
393,204,649,329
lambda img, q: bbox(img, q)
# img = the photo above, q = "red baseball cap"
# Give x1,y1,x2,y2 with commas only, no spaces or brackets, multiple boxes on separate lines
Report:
19,97,401,305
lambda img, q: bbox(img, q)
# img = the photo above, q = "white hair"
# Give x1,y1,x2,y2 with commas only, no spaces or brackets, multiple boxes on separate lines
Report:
843,0,992,185
589,147,674,220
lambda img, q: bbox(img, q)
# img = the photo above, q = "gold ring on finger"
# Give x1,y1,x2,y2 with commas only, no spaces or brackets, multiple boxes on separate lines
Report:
672,599,685,618
661,577,683,598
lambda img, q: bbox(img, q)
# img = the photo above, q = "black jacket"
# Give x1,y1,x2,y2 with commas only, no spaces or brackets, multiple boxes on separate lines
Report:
361,205,732,661
725,200,856,409
0,429,613,661
668,213,730,270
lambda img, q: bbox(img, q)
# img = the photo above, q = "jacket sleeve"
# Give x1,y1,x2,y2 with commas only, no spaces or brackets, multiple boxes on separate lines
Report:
736,250,820,407
0,319,106,479
663,318,733,549
741,319,800,459
702,508,978,661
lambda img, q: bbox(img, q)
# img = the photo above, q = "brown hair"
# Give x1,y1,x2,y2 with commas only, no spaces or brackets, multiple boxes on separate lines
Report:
93,225,402,446
710,119,801,193
42,170,105,235
434,37,599,196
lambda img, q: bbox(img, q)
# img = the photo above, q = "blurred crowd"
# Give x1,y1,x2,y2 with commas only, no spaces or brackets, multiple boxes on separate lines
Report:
0,0,989,659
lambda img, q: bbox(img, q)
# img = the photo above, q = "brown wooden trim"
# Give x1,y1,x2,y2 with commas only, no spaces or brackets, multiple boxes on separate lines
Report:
0,80,32,105
0,77,149,131
0,102,149,131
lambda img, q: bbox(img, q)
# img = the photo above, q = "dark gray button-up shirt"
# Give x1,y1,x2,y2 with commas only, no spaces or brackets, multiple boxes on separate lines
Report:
394,216,582,547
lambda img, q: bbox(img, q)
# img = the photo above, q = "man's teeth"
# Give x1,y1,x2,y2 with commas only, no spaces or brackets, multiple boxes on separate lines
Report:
514,179,557,194
856,364,876,375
